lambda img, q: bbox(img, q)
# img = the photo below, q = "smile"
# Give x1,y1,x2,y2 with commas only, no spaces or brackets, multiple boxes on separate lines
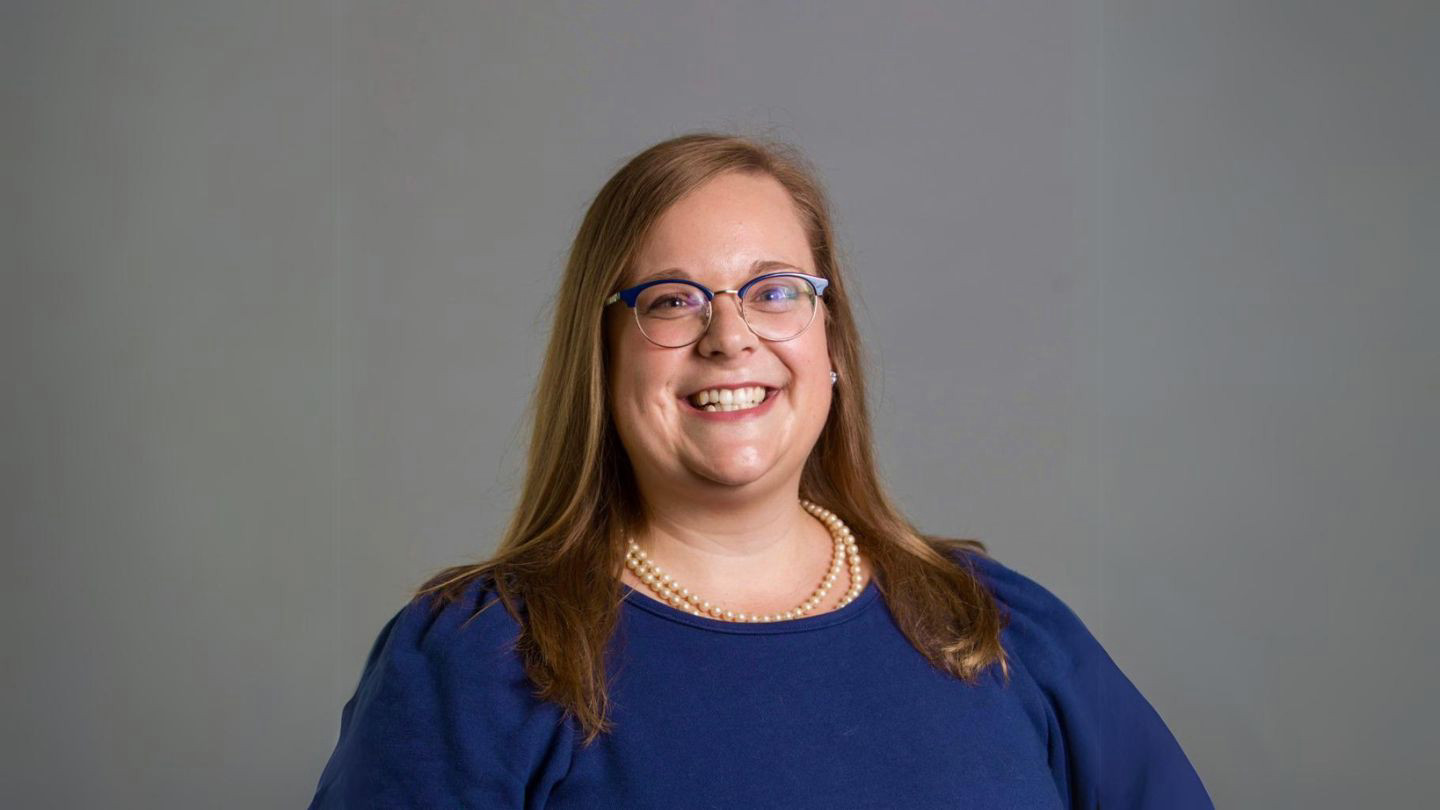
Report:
688,385,771,410
679,387,782,419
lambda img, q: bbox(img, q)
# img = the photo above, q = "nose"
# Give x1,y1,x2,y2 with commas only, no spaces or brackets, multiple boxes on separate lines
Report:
696,291,759,357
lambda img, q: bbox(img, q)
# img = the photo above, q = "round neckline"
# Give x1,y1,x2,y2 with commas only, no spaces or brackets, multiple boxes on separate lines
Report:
618,578,880,634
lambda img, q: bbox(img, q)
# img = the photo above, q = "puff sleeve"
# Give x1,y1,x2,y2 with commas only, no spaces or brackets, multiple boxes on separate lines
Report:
308,582,575,809
962,550,1214,809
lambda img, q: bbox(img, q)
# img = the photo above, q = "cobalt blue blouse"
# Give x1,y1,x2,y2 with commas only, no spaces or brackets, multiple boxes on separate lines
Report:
310,549,1213,808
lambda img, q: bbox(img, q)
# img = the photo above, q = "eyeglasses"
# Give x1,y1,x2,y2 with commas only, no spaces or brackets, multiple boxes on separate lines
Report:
604,271,830,348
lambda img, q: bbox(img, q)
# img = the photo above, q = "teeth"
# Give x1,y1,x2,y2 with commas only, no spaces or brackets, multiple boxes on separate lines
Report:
688,386,769,412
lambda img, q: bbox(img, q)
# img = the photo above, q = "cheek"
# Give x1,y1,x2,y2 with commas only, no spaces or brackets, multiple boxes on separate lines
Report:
608,368,647,435
607,383,655,467
607,349,679,441
793,331,832,386
798,335,835,421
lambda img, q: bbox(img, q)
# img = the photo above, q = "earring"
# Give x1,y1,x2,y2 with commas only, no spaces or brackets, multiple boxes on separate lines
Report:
830,370,838,385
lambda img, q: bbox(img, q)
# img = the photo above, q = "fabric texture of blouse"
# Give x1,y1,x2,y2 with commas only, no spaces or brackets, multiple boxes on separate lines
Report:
309,549,1213,808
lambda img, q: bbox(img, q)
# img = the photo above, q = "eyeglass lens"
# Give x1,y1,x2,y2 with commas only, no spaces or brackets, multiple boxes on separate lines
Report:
632,275,818,347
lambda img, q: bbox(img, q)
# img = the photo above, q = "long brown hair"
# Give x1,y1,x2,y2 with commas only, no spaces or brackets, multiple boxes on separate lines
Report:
418,132,1010,746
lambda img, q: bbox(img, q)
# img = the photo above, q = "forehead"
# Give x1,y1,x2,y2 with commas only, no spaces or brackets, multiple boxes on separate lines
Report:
631,259,807,288
626,172,813,287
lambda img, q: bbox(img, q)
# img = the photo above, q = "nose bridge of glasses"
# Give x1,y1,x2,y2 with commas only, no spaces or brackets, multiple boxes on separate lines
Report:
705,288,752,332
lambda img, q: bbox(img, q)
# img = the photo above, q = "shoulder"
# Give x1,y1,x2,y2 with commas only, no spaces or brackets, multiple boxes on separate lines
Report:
334,575,531,712
947,546,1062,616
377,576,526,672
310,577,574,808
944,545,1095,664
947,545,1127,706
349,576,550,724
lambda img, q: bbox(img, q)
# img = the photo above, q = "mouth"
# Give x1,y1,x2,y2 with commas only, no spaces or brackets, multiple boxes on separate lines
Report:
680,385,781,414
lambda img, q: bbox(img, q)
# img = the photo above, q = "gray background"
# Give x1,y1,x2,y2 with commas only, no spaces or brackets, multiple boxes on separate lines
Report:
4,1,1435,807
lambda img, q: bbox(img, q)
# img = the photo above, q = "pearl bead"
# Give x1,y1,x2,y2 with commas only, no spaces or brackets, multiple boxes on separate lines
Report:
624,499,866,624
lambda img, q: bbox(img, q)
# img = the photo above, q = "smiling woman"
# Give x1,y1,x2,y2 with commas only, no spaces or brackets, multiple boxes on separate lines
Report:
308,133,1213,808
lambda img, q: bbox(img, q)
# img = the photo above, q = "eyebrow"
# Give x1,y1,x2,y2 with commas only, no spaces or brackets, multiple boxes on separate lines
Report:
632,259,807,287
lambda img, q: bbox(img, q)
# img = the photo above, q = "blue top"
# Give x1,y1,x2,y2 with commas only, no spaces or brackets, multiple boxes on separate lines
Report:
310,550,1212,808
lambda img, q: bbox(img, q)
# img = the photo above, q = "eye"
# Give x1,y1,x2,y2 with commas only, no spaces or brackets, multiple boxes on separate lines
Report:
745,277,808,313
637,284,707,319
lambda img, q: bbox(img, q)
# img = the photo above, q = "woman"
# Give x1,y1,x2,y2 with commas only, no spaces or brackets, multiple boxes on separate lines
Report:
310,133,1213,808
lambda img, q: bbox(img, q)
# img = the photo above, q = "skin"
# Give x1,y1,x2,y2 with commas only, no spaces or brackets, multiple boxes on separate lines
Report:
606,171,868,616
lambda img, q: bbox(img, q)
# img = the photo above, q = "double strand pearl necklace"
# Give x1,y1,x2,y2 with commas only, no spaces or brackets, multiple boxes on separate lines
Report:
623,499,866,623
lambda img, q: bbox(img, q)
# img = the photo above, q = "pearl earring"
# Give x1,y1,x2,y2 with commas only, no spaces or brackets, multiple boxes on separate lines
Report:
830,370,838,385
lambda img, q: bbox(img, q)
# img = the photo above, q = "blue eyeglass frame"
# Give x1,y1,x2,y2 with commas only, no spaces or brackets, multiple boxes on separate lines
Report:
604,271,830,309
603,271,831,345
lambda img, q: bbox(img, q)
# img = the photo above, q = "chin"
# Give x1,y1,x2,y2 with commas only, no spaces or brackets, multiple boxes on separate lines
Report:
700,470,770,488
685,457,774,488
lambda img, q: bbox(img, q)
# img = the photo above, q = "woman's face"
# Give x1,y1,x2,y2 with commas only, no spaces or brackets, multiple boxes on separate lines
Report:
605,171,832,499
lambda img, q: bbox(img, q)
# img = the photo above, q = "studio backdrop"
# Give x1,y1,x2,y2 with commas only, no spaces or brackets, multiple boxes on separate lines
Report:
4,1,1435,807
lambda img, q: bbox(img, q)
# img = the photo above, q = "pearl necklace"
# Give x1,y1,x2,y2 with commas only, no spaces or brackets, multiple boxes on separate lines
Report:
623,499,866,622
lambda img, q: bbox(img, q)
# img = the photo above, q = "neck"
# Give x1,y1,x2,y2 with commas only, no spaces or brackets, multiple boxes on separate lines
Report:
626,486,836,609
